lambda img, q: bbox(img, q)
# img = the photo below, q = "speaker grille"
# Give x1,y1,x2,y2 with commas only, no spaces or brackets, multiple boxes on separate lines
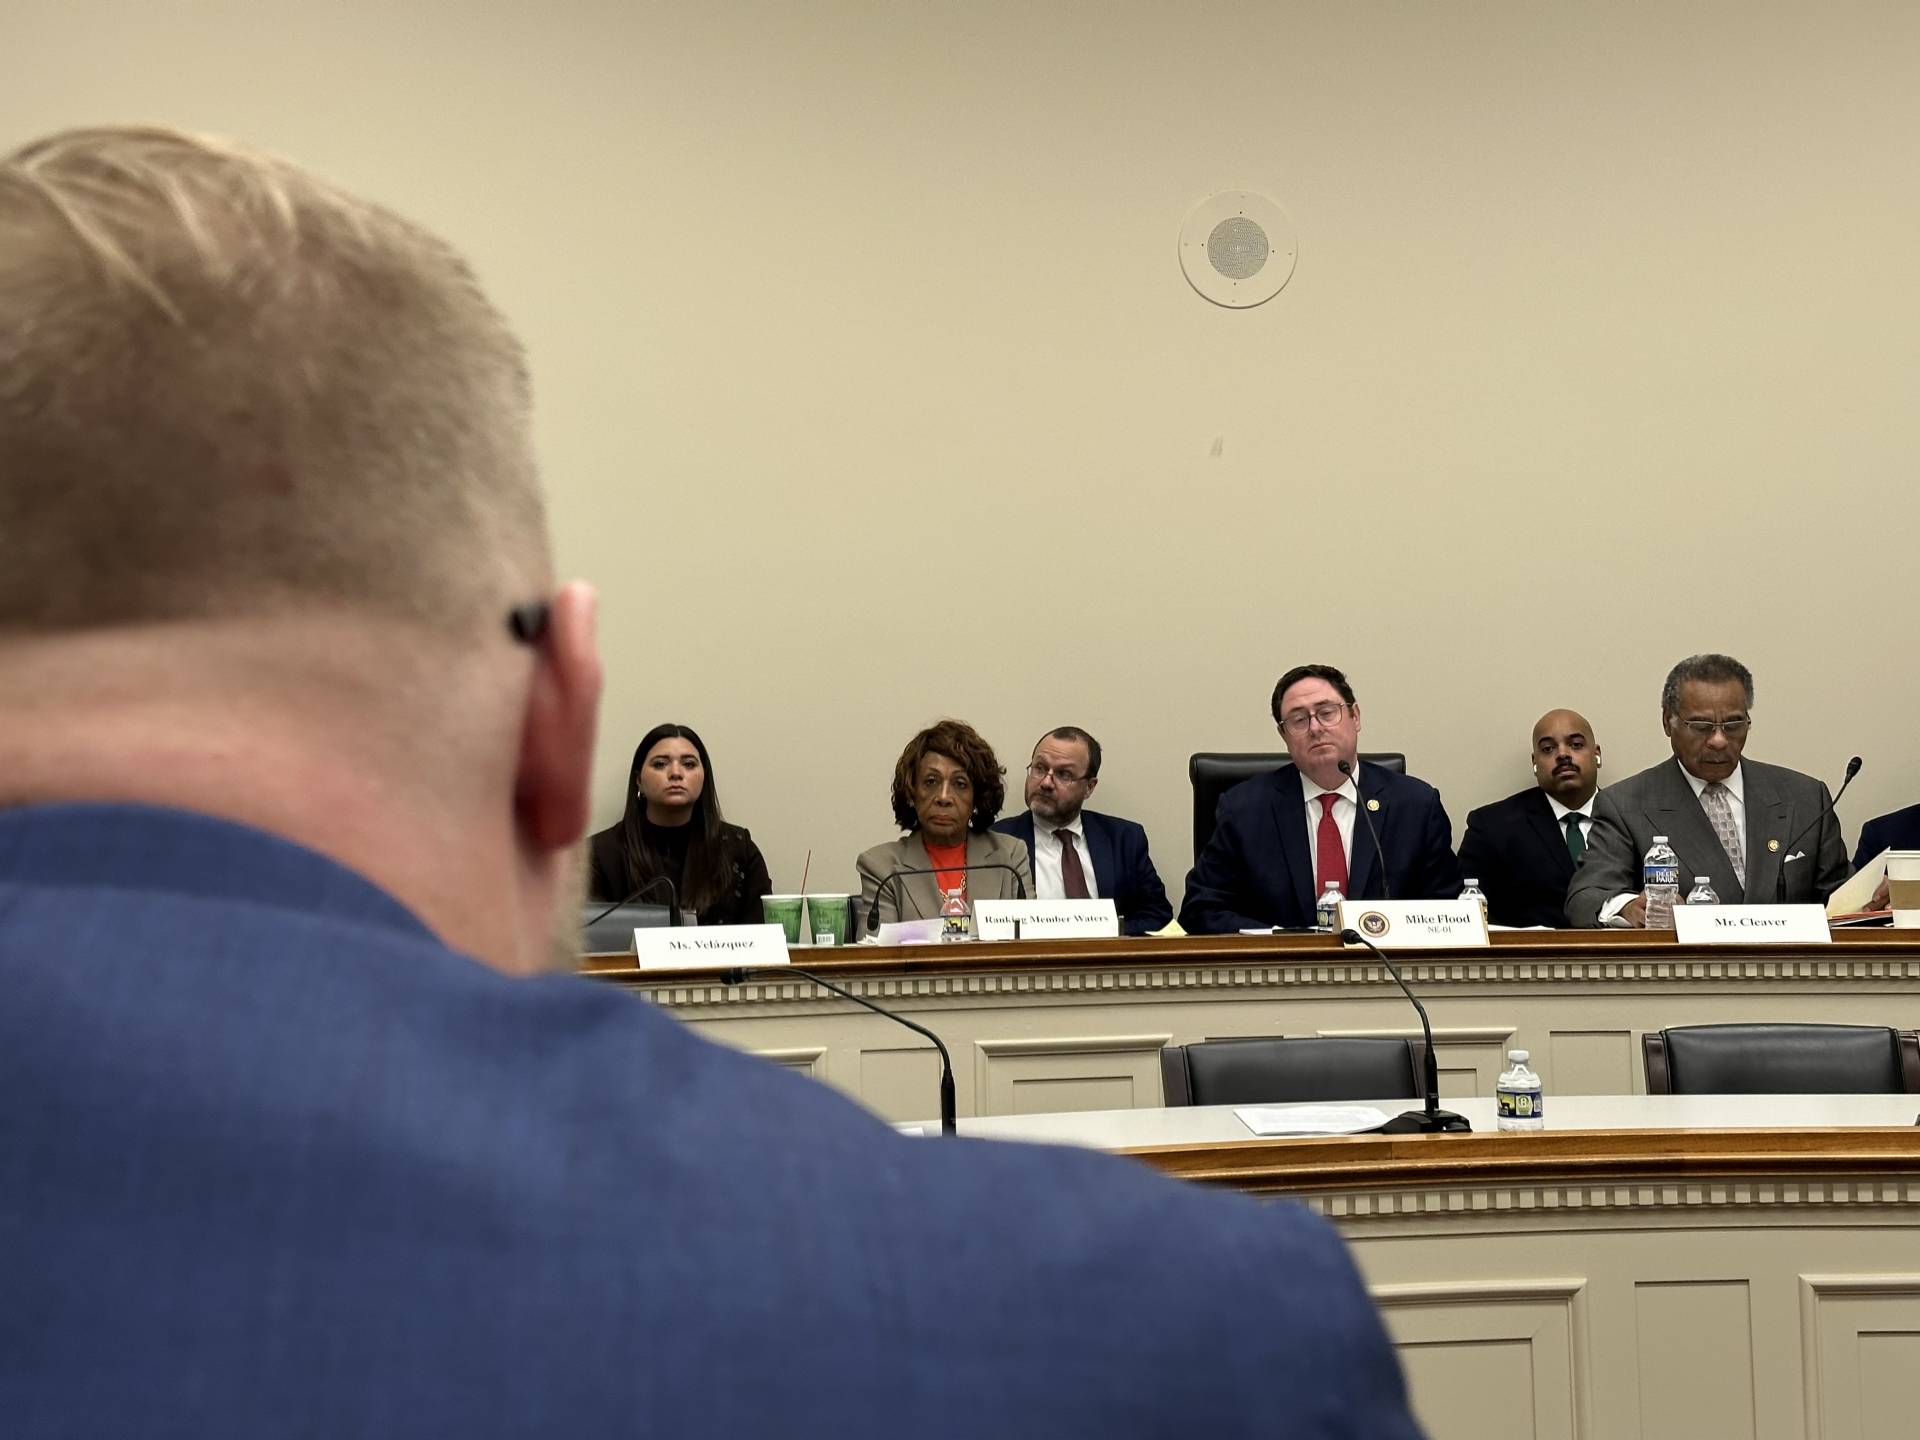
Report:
1207,216,1269,280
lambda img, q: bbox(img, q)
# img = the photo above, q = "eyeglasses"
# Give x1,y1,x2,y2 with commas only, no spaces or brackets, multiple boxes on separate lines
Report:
1279,702,1352,735
1678,718,1750,739
1027,761,1086,785
507,602,550,645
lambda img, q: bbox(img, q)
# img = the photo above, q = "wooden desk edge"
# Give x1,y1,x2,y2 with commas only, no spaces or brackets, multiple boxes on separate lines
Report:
1117,1124,1920,1192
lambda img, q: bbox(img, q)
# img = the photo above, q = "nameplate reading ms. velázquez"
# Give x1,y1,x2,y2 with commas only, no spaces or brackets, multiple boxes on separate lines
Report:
632,924,793,971
1672,904,1832,945
1337,900,1490,949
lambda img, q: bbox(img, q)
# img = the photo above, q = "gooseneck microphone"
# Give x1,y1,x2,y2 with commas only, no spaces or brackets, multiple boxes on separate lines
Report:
1337,758,1391,902
1338,929,1472,1134
866,863,1029,934
1775,756,1862,904
723,966,957,1136
583,873,681,931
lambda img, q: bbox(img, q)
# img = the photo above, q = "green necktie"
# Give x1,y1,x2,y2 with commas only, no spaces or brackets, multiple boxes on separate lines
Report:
1564,812,1585,861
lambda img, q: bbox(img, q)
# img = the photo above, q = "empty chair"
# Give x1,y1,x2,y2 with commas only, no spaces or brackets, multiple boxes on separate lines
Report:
1188,752,1406,862
1642,1023,1920,1095
1161,1036,1425,1107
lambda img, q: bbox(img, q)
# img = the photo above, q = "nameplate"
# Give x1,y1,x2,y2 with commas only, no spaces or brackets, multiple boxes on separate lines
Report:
875,918,944,946
632,924,792,971
1673,904,1831,945
972,898,1120,941
1338,900,1490,949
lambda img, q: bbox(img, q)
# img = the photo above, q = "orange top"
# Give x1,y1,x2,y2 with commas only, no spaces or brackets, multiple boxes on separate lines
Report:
924,838,968,896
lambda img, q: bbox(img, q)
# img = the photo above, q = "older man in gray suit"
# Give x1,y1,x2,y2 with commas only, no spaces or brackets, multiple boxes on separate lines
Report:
1567,654,1850,927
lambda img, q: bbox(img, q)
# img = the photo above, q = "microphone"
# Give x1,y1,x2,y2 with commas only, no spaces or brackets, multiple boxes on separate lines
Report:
583,873,681,931
866,863,1029,934
1774,756,1861,903
1338,928,1472,1134
723,966,957,1137
1338,758,1391,902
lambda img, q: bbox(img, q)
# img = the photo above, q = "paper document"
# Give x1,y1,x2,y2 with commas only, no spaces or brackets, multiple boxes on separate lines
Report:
1235,1105,1391,1137
1826,848,1888,918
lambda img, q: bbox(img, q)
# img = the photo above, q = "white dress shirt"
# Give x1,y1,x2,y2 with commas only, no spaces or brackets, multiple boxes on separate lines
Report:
1300,772,1359,887
1028,812,1100,901
1546,792,1597,850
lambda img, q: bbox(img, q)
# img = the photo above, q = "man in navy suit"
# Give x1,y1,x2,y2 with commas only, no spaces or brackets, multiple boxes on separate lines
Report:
994,727,1173,935
1456,709,1603,928
0,129,1419,1438
1855,804,1920,871
1180,665,1461,932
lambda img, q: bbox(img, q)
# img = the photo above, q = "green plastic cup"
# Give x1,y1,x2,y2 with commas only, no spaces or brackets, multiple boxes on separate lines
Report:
761,894,805,944
805,894,851,947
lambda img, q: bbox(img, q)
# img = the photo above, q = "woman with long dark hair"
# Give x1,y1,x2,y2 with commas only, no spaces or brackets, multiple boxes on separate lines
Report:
587,724,771,926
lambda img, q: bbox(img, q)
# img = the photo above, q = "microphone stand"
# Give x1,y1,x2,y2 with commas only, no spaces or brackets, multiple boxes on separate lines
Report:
1338,929,1471,1134
724,966,957,1136
583,874,681,932
866,862,1029,934
1775,756,1861,904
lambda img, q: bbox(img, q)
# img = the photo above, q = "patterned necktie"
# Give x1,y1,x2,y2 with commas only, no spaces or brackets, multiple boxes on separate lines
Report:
1564,812,1585,861
1054,829,1090,900
1315,793,1349,895
1700,782,1746,888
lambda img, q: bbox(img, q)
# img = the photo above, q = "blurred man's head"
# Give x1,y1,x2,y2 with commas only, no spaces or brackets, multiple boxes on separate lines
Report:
0,127,600,972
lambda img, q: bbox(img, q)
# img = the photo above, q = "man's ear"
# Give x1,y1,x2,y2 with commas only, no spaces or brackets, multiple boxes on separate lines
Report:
515,581,602,852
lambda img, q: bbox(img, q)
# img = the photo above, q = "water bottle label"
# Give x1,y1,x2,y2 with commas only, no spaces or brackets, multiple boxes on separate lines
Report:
1496,1087,1543,1120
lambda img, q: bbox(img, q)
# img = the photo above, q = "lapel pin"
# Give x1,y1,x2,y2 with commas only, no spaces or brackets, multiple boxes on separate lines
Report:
1365,799,1380,812
1766,839,1780,852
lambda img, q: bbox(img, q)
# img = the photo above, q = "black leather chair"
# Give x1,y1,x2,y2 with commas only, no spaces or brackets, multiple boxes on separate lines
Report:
1188,752,1407,862
1642,1023,1920,1095
1160,1036,1426,1107
580,902,673,953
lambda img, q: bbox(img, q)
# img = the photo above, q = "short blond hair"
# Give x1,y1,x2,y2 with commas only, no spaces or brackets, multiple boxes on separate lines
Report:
0,126,548,634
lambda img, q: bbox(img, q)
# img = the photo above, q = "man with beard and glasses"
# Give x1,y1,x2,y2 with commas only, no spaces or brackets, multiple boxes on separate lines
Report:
993,726,1173,935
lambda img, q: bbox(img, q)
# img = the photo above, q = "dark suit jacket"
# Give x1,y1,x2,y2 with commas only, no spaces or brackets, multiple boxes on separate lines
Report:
585,819,770,926
1457,786,1587,928
1566,758,1851,926
1855,803,1920,871
853,830,1033,924
1178,763,1462,933
1,802,1419,1438
993,809,1174,935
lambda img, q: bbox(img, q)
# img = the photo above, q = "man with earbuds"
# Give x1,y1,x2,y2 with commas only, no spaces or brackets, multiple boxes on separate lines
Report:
1457,709,1602,927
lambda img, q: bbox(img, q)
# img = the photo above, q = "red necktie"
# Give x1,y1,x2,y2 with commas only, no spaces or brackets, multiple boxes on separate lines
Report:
1315,793,1349,895
1055,829,1090,900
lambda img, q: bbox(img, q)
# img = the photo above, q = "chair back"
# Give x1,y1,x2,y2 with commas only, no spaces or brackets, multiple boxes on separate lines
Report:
1161,1036,1424,1107
581,903,673,953
1188,752,1406,862
1641,1023,1920,1095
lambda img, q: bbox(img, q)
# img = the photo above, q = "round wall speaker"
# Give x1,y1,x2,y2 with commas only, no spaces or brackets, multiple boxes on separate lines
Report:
1178,191,1297,308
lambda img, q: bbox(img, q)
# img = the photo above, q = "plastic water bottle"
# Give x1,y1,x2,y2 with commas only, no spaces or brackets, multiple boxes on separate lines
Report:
1458,877,1488,922
1643,834,1680,929
1315,880,1344,931
938,884,971,943
1686,876,1720,906
1496,1049,1545,1131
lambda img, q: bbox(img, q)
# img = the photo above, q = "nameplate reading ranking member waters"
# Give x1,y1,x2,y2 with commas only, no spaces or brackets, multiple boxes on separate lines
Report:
1337,901,1490,949
1672,904,1832,945
972,899,1120,941
632,924,793,971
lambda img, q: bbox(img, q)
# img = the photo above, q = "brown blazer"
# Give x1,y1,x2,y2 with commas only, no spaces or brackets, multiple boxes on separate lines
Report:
855,831,1034,925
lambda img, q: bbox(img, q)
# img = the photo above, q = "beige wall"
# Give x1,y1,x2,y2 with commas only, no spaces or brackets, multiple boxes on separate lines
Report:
9,2,1918,905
